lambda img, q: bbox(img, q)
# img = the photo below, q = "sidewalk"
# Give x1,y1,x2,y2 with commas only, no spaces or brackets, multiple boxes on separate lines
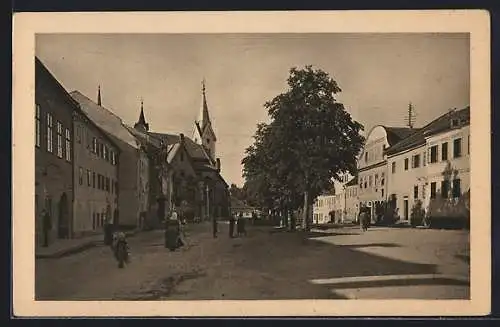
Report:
36,229,140,259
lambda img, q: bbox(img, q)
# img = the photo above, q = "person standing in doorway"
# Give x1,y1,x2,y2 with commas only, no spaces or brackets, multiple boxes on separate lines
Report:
41,208,51,247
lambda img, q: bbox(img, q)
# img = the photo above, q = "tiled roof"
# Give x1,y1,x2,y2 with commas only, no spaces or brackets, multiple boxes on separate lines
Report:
345,176,358,187
70,91,140,150
384,127,419,147
385,107,470,156
148,132,212,162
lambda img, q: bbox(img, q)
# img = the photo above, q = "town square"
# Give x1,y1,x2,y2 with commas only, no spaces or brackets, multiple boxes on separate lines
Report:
33,33,470,301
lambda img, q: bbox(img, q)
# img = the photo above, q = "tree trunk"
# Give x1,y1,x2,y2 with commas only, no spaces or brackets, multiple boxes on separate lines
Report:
303,190,311,231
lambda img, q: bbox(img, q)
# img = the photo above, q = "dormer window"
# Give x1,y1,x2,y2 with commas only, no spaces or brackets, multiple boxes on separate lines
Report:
451,118,459,128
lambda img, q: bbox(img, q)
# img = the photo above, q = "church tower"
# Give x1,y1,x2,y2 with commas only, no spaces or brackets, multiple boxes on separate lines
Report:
134,98,149,132
193,80,217,160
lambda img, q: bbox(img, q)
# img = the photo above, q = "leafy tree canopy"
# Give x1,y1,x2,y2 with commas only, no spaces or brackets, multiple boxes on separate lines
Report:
242,65,365,229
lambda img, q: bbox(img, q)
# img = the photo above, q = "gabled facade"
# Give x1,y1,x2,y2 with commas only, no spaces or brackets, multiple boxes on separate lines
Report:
35,57,75,246
358,125,415,222
132,80,230,222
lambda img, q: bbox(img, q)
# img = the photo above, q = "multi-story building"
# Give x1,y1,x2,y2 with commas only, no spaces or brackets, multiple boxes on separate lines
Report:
385,107,470,223
344,177,359,222
358,125,415,222
313,195,335,224
72,102,120,237
35,57,75,246
70,90,150,229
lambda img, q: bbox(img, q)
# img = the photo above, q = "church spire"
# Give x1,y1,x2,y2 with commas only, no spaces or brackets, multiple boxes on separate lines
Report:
198,78,211,131
97,85,102,106
134,97,149,132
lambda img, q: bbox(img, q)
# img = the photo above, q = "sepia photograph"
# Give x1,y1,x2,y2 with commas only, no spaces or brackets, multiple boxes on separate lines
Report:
12,11,490,316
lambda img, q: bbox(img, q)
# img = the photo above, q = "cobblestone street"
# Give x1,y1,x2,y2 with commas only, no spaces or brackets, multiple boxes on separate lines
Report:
35,222,470,300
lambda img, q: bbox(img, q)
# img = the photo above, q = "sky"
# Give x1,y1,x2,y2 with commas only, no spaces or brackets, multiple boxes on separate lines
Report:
36,33,470,187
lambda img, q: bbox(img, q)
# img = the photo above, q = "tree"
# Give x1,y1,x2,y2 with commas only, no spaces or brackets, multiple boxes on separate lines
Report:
242,66,365,231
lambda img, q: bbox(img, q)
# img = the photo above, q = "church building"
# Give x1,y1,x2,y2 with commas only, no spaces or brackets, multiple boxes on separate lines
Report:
130,80,230,223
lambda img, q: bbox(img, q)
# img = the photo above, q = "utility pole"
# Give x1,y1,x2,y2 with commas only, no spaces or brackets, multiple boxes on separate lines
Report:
405,102,417,129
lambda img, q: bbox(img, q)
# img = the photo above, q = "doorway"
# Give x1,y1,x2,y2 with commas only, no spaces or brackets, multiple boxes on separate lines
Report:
58,192,70,239
403,198,409,221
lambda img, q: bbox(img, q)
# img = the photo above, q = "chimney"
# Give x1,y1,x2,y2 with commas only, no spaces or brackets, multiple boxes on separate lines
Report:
179,133,185,143
216,158,221,172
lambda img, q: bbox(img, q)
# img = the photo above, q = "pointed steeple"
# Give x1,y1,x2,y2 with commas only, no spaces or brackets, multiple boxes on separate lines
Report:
198,79,211,132
97,85,102,106
134,97,149,132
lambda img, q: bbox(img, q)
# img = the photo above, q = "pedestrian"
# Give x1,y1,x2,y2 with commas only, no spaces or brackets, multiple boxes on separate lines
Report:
359,207,369,232
237,212,247,237
41,208,51,247
212,216,218,238
229,212,236,238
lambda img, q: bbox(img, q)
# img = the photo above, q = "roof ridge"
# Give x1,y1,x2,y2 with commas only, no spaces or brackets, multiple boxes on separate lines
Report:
69,90,124,123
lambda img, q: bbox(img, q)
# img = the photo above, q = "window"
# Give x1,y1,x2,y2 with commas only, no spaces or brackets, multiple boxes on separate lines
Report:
46,113,53,153
430,145,438,163
441,180,450,199
104,145,108,161
35,104,41,147
65,128,71,161
93,137,97,154
92,172,96,188
206,138,210,144
412,154,420,168
381,189,384,198
453,138,462,158
375,174,379,186
391,162,396,174
381,178,385,186
87,169,91,186
431,182,437,199
452,179,461,198
76,125,81,144
56,122,63,158
404,158,409,170
441,142,448,161
423,151,427,166
365,152,368,163
369,176,372,187
414,185,418,199
79,167,83,185
111,151,116,165
468,135,470,154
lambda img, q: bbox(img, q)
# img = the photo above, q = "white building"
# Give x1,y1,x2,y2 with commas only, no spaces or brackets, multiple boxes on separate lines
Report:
358,125,414,222
385,107,470,223
313,195,334,224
